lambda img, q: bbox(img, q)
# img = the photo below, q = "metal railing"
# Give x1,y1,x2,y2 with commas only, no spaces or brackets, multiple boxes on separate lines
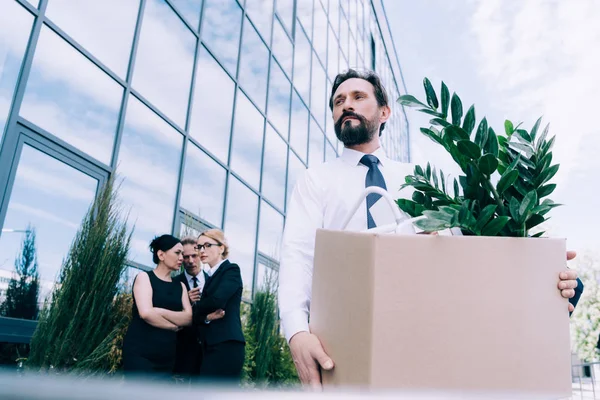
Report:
572,361,600,399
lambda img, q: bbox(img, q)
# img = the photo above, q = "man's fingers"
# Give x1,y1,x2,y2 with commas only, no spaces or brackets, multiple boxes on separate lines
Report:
569,303,575,313
561,289,575,299
312,347,334,370
558,279,578,290
559,270,578,280
567,250,577,261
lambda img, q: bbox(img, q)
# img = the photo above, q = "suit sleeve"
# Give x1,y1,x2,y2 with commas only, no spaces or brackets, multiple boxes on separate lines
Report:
192,265,242,319
569,277,584,317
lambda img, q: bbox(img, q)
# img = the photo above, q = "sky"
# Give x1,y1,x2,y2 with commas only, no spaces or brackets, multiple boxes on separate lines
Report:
384,0,599,259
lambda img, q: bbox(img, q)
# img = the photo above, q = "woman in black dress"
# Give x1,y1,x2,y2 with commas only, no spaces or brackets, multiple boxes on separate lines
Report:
123,234,192,379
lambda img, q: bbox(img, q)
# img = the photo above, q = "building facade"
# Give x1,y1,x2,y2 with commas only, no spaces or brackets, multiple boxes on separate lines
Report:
0,0,409,334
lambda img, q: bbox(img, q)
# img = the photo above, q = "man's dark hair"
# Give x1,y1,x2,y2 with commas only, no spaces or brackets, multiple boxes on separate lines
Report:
329,69,389,134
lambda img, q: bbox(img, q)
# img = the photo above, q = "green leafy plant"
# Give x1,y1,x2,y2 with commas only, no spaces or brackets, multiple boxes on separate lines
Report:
397,78,560,237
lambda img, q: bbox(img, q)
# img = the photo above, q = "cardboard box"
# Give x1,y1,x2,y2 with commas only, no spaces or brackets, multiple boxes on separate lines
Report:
309,230,571,396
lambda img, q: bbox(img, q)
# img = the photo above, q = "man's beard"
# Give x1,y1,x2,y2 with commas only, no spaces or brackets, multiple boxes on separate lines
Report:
334,111,379,146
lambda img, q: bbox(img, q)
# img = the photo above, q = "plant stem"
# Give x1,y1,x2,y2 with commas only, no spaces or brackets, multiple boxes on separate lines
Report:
483,178,504,211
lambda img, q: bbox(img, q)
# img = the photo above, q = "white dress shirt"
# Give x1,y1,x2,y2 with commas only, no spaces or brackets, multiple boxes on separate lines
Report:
278,147,415,342
206,259,226,277
184,269,206,292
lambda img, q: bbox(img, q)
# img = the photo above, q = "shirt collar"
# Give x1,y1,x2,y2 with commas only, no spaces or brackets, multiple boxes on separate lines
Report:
207,259,227,277
340,146,388,167
184,269,201,283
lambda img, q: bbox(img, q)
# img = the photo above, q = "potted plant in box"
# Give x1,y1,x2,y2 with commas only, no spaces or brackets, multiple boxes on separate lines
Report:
397,78,560,237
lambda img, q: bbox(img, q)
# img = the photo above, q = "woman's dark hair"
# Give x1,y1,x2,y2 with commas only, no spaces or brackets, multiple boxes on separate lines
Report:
149,234,181,264
329,69,389,134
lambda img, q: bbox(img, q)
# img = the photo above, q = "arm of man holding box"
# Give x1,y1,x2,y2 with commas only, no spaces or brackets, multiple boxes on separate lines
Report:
279,169,334,388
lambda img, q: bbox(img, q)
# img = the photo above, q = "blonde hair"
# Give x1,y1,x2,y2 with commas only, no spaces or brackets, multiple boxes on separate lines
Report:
199,229,229,258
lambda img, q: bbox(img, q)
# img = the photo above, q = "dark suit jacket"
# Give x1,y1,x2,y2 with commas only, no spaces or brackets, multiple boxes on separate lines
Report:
173,272,202,375
192,259,245,346
569,277,584,317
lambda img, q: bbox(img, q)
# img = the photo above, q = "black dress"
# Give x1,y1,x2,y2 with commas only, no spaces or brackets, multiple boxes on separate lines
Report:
122,270,183,378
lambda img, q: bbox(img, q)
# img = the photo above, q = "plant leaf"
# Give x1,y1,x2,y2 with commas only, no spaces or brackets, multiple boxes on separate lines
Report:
478,154,498,175
418,108,445,118
430,118,451,128
457,140,481,159
531,231,545,238
530,117,542,141
525,214,545,230
451,93,463,126
396,199,425,218
509,197,521,223
441,82,450,118
398,95,428,108
426,162,432,180
474,118,488,147
443,125,470,141
423,78,439,109
482,216,511,236
484,127,499,157
453,178,459,197
508,141,534,157
496,170,519,194
536,123,550,152
412,191,425,204
504,120,514,136
420,128,445,146
519,190,538,219
414,218,449,232
440,170,446,193
432,167,439,188
462,105,476,134
475,205,498,233
537,184,556,198
537,164,560,186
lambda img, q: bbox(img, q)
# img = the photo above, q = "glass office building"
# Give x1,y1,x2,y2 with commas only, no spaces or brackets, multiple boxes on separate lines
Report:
0,0,409,335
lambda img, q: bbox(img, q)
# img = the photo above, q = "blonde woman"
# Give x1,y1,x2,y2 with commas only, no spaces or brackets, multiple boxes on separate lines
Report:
192,229,245,382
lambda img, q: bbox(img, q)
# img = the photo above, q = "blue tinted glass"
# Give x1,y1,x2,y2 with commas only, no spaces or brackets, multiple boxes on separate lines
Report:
308,118,324,166
0,1,33,142
245,0,273,44
189,46,235,163
271,19,293,78
289,90,308,162
201,0,242,75
267,61,291,138
133,0,195,128
169,0,203,31
276,0,294,33
230,91,264,189
180,142,226,227
311,56,326,130
45,0,138,79
261,124,287,210
258,200,284,260
313,2,328,66
286,149,306,211
20,27,122,165
118,95,183,266
296,0,313,39
238,19,269,111
0,145,97,312
224,177,258,297
293,27,311,104
327,25,339,81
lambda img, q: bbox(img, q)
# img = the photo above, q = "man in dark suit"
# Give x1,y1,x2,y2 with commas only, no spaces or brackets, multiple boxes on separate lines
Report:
193,230,245,381
173,237,224,380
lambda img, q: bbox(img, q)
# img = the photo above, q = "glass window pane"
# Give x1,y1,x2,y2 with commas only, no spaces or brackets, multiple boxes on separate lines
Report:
201,0,242,76
349,32,357,68
271,19,292,78
339,13,349,61
325,138,337,161
238,19,269,111
245,0,273,44
267,61,291,138
276,0,294,33
348,0,357,35
255,262,277,292
24,0,39,7
296,0,313,39
329,0,340,38
0,145,97,314
169,0,203,31
308,118,324,166
325,80,335,142
230,91,264,189
224,177,258,296
132,0,195,128
313,2,328,66
293,28,311,104
118,95,183,266
45,0,138,79
258,201,284,260
20,27,122,165
189,46,234,163
261,124,287,210
327,26,339,81
286,149,306,210
311,56,326,130
180,142,226,228
289,90,308,162
0,1,33,142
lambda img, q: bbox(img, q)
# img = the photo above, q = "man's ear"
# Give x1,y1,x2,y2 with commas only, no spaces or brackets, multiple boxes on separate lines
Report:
379,105,391,124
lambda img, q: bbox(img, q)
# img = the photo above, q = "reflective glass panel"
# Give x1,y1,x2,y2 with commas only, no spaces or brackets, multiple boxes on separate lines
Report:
327,25,339,81
245,0,273,44
0,1,32,142
329,0,340,38
276,0,294,33
286,149,306,210
271,19,293,78
258,201,284,260
267,60,291,138
311,56,326,130
349,32,357,67
308,118,324,166
169,0,203,31
339,12,349,60
325,80,336,142
224,177,258,296
20,26,122,165
238,19,269,111
118,95,183,266
180,142,226,228
293,28,311,104
261,124,287,210
255,262,276,292
313,2,328,66
132,0,195,128
24,0,39,7
289,90,308,162
45,0,138,79
296,0,313,40
325,138,337,161
230,91,264,189
189,45,235,163
0,145,97,314
202,0,242,75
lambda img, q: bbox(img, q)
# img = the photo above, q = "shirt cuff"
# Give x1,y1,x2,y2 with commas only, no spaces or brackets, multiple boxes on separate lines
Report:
282,310,310,343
